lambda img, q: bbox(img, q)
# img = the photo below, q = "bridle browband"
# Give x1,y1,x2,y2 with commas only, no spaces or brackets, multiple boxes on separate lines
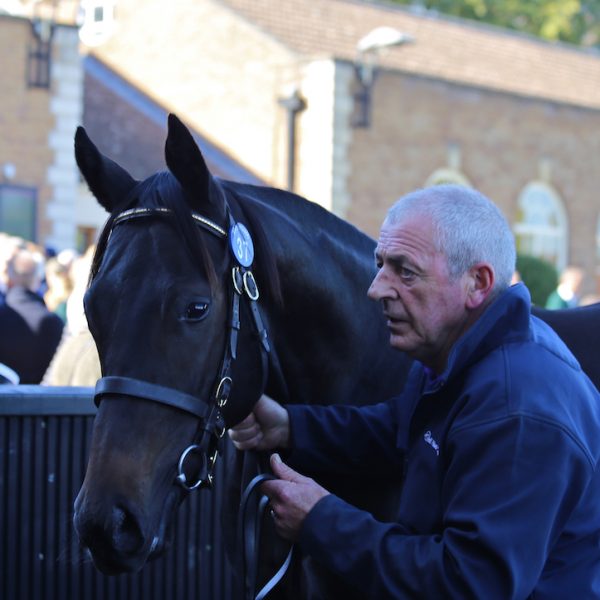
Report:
93,204,270,492
111,206,228,237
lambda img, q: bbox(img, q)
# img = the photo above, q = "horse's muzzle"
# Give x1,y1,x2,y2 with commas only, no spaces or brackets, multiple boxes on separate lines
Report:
73,492,156,575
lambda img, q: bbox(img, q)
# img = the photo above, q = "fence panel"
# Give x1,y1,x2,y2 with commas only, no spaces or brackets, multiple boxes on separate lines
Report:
0,386,234,600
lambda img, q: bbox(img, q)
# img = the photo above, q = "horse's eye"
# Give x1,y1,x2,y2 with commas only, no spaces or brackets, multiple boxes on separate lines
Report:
184,301,209,321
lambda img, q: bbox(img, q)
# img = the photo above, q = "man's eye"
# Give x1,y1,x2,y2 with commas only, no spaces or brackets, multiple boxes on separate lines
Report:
399,267,416,280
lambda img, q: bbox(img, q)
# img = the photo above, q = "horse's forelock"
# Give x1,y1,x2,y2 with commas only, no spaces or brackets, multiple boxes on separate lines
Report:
153,173,219,289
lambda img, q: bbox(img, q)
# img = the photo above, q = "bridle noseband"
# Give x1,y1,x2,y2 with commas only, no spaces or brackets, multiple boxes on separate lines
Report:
93,205,270,492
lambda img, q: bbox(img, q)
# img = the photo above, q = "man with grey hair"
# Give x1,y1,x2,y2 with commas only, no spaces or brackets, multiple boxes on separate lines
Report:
230,184,600,598
0,246,64,383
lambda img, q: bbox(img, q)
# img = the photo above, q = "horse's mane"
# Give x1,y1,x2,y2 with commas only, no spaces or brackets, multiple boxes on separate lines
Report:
225,181,378,266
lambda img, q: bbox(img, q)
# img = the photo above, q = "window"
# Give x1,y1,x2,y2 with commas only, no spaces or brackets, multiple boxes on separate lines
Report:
0,185,37,242
27,34,52,88
513,181,567,271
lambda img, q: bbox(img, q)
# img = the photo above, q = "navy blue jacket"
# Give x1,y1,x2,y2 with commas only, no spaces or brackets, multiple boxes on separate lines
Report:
287,284,600,599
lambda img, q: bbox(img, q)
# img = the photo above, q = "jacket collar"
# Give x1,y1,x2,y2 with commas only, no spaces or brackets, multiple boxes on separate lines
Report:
423,283,532,394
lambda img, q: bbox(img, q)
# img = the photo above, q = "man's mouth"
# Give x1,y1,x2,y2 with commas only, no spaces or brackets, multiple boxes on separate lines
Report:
385,312,404,323
385,314,409,332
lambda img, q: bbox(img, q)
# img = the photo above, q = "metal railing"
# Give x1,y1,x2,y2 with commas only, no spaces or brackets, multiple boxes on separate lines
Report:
0,386,234,600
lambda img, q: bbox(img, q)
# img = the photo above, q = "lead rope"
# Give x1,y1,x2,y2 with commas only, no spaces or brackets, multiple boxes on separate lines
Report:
239,472,295,600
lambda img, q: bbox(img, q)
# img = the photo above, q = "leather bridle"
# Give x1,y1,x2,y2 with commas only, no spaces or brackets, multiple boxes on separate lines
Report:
91,204,290,599
93,205,270,492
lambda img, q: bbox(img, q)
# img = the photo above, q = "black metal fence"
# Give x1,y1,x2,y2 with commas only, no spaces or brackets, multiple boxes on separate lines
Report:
0,386,234,600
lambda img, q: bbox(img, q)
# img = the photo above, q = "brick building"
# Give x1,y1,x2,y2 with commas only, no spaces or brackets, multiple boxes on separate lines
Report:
86,0,600,295
0,3,260,253
0,12,83,251
2,0,600,294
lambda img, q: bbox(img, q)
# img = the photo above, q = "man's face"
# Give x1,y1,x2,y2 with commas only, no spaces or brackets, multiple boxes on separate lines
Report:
368,212,473,373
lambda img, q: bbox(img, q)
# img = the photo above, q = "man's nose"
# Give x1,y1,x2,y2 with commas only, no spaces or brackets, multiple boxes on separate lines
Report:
368,270,386,300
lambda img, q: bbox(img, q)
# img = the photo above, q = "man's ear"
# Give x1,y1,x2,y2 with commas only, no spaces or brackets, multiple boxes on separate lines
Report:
466,263,495,309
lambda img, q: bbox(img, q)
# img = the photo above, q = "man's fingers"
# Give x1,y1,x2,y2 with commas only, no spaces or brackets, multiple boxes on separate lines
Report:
227,413,259,440
229,432,263,451
227,421,263,450
269,453,307,483
228,421,257,440
230,413,257,431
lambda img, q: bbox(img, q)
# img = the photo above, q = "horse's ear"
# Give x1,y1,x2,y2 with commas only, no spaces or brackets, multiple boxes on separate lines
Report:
165,114,225,217
74,126,138,213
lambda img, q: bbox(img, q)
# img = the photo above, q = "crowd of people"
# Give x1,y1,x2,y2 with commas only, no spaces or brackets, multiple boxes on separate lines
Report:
0,232,100,385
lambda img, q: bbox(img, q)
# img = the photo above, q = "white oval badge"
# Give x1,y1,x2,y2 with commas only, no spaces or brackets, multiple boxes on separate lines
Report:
229,223,254,267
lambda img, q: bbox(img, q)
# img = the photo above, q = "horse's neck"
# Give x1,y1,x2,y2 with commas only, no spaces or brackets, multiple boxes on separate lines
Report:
247,190,411,407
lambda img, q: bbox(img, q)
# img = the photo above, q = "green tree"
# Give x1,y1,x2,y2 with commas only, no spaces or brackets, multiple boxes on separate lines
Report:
516,254,558,306
390,0,600,47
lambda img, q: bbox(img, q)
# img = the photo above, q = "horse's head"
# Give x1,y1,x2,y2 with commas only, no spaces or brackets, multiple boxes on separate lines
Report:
73,115,271,574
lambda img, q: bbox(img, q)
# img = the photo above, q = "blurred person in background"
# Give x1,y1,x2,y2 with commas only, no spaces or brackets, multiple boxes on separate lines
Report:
43,245,101,387
0,246,64,383
0,233,25,301
545,265,584,309
43,256,74,322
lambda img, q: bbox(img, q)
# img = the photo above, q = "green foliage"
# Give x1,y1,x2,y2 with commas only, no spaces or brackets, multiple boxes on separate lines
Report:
390,0,600,47
516,254,558,306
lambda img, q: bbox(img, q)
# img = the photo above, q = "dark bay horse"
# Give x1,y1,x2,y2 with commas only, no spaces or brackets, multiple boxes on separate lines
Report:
530,303,600,389
72,114,412,598
72,114,600,599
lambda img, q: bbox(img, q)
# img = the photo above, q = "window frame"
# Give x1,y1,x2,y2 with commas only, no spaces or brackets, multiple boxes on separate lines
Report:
0,184,38,242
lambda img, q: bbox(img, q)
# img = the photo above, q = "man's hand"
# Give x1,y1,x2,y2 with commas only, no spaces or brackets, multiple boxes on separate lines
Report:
261,454,330,541
228,395,291,451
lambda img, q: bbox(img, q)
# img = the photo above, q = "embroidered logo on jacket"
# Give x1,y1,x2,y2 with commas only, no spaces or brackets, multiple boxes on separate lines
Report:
423,430,440,456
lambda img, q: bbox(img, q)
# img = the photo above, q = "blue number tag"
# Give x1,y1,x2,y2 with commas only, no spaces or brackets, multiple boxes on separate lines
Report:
229,223,254,267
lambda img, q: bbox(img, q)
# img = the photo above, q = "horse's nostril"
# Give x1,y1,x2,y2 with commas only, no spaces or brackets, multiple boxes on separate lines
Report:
111,504,144,555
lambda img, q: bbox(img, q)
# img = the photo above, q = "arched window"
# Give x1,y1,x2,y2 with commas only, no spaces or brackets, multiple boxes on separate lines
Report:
425,168,471,188
513,181,567,271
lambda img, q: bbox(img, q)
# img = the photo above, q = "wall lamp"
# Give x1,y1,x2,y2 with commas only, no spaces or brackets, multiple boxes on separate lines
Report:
28,0,57,88
353,26,414,128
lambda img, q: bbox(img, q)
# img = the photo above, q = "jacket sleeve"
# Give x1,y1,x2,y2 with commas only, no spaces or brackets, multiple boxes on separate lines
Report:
297,415,598,599
285,398,403,477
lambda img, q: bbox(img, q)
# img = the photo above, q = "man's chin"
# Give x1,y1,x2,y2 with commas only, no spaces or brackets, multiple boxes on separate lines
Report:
388,332,416,353
390,329,418,356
